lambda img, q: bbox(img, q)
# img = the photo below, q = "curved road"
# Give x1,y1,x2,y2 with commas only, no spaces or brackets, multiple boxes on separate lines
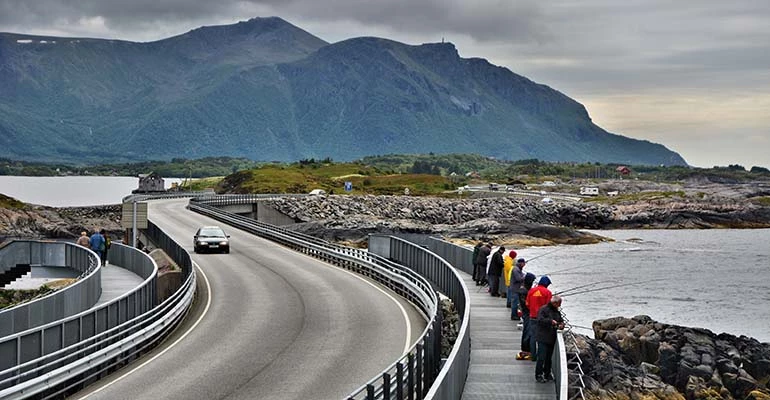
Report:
74,198,427,400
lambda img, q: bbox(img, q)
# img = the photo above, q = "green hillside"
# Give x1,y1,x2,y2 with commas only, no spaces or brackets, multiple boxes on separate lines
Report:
0,18,687,167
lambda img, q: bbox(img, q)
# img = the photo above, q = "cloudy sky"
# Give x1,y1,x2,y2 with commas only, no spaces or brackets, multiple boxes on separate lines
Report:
2,0,768,168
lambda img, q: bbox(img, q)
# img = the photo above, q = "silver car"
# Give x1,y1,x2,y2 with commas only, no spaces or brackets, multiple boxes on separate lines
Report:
193,226,230,254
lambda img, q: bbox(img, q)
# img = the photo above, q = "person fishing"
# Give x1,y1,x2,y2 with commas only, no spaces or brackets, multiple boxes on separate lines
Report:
525,275,552,361
516,272,537,360
509,257,526,320
503,250,517,308
535,295,564,383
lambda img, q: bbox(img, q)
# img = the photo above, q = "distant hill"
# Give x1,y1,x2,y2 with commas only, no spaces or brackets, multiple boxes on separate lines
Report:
0,17,687,166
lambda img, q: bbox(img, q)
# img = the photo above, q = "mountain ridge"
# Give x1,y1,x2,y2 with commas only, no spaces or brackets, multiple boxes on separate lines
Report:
0,17,688,166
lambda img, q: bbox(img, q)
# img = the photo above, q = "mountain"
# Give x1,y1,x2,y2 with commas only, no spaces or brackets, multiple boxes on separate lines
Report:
0,17,687,166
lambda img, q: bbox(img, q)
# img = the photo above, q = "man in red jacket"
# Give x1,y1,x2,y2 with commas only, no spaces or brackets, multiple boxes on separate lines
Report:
525,275,552,361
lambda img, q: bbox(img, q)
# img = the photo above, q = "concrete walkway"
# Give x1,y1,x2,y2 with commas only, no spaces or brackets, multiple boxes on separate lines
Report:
461,274,557,400
94,263,145,307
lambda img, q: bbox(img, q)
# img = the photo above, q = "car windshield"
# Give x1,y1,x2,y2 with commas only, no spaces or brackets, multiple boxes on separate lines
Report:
198,228,225,237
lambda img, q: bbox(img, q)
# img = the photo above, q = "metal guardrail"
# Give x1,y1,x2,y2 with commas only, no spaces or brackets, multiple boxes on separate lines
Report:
368,235,471,399
0,235,195,399
0,241,100,337
188,197,442,400
409,236,572,399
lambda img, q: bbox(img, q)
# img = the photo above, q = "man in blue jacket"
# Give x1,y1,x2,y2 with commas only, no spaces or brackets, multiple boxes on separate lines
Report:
89,229,106,265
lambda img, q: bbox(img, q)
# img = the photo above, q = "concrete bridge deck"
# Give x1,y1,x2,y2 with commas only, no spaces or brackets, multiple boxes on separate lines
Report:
461,272,557,399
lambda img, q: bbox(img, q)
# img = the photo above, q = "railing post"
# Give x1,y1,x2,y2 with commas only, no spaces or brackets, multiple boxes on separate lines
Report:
407,353,415,400
396,362,405,400
367,384,375,399
383,372,391,400
416,343,423,399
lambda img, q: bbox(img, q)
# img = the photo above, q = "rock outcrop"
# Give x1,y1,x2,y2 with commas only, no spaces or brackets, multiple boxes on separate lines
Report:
0,204,123,241
571,316,770,400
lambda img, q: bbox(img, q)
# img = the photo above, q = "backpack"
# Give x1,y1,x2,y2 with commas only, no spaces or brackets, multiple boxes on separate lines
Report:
104,236,112,249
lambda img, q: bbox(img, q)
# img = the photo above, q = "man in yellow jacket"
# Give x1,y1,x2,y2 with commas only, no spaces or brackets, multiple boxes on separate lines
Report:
503,250,517,309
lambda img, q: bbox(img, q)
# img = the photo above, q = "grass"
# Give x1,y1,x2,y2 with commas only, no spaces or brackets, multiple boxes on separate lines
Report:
0,194,26,209
218,162,454,195
583,191,687,204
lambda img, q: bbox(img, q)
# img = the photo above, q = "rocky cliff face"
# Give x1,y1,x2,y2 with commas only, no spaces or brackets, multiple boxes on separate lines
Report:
572,316,770,400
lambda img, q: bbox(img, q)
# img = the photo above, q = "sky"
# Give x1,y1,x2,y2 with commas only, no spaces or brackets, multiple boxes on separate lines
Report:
1,0,768,169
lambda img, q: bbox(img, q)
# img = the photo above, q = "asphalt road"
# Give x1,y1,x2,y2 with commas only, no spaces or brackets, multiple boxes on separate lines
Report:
72,198,427,400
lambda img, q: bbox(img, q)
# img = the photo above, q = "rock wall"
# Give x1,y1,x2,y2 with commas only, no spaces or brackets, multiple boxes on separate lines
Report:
573,315,770,400
1,204,122,241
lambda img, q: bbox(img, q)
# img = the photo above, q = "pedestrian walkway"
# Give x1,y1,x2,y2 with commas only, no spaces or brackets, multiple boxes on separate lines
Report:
94,263,145,307
461,273,557,399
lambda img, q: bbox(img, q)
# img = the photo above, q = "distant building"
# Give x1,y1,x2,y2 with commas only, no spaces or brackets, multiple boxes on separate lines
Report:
616,166,631,175
133,172,165,193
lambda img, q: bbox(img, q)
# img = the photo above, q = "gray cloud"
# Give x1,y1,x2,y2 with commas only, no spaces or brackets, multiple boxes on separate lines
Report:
1,0,769,167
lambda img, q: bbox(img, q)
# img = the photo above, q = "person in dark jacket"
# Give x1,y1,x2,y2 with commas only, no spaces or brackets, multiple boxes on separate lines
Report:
510,257,526,320
535,295,565,383
516,272,537,360
475,242,492,286
487,246,505,297
472,242,483,285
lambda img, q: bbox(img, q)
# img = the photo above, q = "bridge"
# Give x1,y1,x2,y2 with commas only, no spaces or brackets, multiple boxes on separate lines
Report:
1,194,582,399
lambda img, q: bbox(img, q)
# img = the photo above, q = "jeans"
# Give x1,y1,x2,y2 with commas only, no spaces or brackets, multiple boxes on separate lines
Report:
520,313,531,352
528,319,538,359
510,290,520,318
535,341,555,379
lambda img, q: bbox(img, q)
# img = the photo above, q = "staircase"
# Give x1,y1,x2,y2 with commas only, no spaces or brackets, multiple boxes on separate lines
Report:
0,263,32,287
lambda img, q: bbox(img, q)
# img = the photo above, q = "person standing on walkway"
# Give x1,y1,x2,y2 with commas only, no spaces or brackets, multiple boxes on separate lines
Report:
526,275,553,361
503,250,517,307
100,229,111,266
76,231,90,248
516,272,537,360
472,242,484,285
535,295,564,383
89,229,105,266
487,246,505,297
510,257,526,319
475,242,492,287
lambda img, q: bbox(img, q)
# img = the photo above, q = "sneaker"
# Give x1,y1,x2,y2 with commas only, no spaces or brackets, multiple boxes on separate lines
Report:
544,374,554,381
536,376,546,383
516,352,530,360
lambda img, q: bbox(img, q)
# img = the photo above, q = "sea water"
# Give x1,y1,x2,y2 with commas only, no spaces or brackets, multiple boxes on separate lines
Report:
521,229,770,342
0,176,183,207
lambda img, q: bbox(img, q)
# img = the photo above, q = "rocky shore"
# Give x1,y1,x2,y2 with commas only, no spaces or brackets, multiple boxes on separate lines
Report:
0,202,123,242
574,315,770,400
262,192,770,246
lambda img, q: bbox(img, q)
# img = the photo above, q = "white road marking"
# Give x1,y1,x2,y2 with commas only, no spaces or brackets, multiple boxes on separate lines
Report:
76,262,212,399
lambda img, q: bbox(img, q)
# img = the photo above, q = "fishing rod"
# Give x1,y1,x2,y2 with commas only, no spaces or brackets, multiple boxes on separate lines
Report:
554,280,617,296
547,263,592,275
560,278,668,298
523,246,565,263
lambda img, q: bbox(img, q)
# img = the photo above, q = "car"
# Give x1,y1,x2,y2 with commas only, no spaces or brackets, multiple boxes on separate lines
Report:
193,226,230,254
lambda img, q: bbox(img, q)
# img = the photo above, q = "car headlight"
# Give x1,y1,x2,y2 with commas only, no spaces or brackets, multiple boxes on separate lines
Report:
197,241,207,245
219,241,228,246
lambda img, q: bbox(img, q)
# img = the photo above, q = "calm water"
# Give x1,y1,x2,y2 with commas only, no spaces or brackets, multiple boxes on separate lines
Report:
521,229,770,343
3,177,768,341
0,176,183,207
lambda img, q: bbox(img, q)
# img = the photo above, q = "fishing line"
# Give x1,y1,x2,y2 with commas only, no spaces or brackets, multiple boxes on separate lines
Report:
555,280,617,295
560,278,667,297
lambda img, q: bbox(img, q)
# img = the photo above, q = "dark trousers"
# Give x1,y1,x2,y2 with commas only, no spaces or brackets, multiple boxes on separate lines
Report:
535,341,555,379
520,313,531,352
528,320,538,359
487,274,500,296
474,263,486,284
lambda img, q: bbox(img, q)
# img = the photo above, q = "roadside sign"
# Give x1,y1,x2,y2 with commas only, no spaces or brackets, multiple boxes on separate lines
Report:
121,202,148,229
344,181,353,191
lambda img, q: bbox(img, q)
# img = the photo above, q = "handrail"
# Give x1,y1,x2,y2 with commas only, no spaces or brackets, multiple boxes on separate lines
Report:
0,226,194,399
0,241,100,337
188,196,443,399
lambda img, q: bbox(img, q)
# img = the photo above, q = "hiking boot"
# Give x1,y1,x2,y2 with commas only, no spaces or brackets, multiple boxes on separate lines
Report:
544,374,554,381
